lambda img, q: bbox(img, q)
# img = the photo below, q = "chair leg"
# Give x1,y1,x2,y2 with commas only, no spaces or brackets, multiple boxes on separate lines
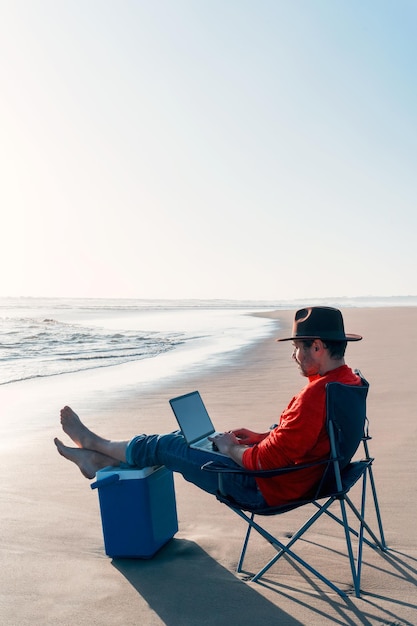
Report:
340,493,362,597
339,473,366,598
356,470,367,586
362,441,387,550
366,465,387,549
344,494,386,550
341,470,387,598
236,512,254,573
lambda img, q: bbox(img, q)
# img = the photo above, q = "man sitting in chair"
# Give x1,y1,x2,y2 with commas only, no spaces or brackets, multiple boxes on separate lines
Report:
54,307,363,511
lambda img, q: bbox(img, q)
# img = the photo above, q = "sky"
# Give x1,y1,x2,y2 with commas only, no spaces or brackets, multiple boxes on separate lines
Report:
1,0,416,301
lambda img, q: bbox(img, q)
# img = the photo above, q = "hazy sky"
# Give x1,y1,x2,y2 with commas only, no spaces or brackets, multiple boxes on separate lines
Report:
1,0,416,300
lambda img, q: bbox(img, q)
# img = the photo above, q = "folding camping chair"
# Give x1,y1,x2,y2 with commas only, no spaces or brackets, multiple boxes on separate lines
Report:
202,373,387,598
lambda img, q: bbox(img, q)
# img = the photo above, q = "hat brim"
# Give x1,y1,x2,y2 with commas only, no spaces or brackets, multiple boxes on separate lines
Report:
277,333,362,342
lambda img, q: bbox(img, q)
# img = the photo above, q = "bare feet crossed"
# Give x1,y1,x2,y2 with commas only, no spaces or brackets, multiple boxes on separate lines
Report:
56,406,129,477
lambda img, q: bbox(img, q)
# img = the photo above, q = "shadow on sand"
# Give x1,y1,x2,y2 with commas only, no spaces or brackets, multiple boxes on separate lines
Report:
112,538,302,626
113,540,417,626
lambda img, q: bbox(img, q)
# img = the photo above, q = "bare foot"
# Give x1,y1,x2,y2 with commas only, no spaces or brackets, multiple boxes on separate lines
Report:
60,406,98,449
54,438,117,479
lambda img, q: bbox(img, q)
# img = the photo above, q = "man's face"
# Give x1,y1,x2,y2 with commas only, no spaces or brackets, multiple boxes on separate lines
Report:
292,340,320,377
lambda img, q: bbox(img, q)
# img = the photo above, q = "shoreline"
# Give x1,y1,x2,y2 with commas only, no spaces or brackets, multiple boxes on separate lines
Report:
1,306,416,625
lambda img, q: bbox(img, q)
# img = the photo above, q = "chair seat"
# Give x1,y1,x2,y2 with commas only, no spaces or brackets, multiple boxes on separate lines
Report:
214,459,373,516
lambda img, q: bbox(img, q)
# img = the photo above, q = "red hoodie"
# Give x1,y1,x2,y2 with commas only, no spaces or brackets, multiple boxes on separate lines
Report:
242,365,362,506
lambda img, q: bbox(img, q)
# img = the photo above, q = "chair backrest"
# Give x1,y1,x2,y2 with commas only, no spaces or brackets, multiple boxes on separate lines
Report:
326,375,369,470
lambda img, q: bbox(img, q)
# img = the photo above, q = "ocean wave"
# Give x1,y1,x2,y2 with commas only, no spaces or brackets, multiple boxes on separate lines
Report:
0,316,186,386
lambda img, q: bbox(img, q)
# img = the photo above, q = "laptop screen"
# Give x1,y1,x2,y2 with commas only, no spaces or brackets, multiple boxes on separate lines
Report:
169,391,215,445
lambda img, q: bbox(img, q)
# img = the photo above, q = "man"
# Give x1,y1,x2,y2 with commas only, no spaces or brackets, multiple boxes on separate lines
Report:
54,306,362,510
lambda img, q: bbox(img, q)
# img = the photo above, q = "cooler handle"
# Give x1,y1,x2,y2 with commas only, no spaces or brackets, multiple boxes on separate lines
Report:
90,474,120,490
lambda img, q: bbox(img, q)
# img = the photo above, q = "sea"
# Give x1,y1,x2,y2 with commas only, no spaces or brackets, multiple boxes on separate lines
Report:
1,295,416,389
0,297,279,388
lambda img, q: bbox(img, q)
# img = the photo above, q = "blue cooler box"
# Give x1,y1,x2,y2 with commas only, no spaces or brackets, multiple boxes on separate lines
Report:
91,465,178,558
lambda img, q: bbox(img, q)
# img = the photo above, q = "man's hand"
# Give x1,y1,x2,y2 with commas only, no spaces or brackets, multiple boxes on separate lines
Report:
209,431,240,454
208,432,247,466
231,428,269,445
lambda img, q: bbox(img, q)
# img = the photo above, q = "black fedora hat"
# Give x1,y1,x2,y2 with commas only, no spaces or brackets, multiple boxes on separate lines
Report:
277,306,362,342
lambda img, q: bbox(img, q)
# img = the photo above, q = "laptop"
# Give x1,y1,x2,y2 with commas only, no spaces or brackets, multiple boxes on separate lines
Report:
169,390,227,456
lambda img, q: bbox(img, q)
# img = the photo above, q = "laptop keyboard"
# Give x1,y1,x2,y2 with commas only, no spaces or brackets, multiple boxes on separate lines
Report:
196,437,215,451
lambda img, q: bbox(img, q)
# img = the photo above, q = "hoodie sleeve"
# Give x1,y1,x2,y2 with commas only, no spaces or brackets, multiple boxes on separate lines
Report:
242,382,327,471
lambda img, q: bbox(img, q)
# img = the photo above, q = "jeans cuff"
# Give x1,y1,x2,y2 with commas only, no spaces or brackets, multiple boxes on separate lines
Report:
125,435,145,466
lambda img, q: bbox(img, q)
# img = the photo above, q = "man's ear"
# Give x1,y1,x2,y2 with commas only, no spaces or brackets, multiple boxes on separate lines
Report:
313,339,323,352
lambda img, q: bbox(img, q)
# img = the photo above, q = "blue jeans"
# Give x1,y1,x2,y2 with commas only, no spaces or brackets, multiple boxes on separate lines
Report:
126,430,268,510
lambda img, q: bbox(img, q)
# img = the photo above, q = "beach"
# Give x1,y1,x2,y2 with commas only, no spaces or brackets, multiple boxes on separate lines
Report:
1,306,416,625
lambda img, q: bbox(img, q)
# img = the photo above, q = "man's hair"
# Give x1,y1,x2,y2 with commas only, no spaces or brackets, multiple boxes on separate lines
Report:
301,339,347,359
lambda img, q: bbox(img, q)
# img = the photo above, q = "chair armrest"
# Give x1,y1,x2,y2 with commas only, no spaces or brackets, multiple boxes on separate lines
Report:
201,457,330,479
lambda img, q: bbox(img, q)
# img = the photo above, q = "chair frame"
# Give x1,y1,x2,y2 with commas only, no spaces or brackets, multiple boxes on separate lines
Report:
203,374,387,598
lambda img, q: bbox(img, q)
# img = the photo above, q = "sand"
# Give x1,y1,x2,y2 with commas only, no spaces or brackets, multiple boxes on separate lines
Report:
0,307,416,625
